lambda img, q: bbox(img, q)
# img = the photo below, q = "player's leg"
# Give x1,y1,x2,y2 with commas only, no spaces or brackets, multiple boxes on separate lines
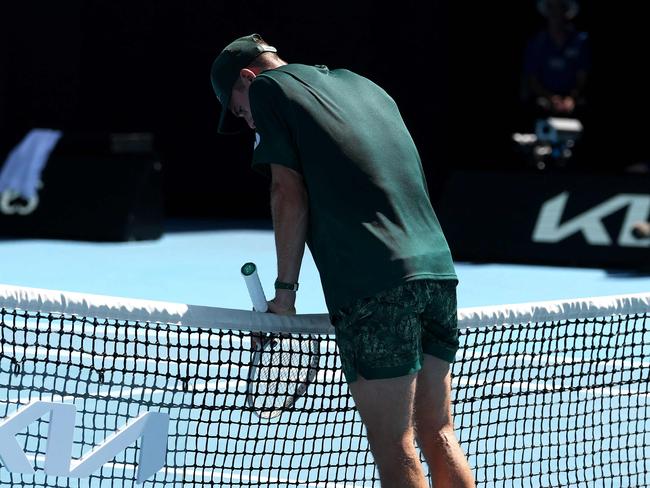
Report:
414,355,475,487
415,280,475,487
348,373,427,488
331,283,430,488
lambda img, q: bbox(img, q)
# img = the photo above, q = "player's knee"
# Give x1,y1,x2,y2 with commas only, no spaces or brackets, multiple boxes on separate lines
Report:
435,426,456,446
416,424,456,450
372,438,420,469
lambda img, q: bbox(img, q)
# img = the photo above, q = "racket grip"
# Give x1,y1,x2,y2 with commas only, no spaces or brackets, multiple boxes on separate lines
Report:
241,262,268,312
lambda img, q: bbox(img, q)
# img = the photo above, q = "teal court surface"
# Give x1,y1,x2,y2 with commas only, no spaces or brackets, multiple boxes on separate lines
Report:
1,221,649,487
2,222,649,310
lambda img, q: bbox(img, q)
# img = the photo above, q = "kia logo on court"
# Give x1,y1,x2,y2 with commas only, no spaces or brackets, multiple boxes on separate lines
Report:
532,192,650,247
0,400,169,483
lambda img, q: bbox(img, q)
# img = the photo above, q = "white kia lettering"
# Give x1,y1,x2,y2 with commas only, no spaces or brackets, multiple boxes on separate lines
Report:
0,401,168,483
532,192,650,247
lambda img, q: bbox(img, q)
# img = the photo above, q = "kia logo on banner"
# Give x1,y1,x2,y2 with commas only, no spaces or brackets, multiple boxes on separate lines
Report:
0,401,169,483
533,192,650,248
436,170,650,267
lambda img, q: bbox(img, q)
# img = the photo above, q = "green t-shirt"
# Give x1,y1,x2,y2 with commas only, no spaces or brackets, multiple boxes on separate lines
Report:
250,64,457,314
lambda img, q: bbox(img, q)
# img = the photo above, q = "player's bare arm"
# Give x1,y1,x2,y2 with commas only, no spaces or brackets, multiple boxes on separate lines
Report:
268,163,308,315
211,34,472,485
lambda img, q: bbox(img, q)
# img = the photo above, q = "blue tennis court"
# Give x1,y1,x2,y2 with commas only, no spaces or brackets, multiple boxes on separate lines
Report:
2,223,649,309
2,1,648,485
1,223,650,487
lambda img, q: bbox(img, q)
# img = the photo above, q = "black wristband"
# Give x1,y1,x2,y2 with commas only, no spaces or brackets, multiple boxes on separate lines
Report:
274,279,299,291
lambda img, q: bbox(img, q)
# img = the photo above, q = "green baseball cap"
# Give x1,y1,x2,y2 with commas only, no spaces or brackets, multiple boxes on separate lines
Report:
210,34,277,134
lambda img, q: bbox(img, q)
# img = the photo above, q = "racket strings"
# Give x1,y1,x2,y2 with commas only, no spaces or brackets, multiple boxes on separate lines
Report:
249,335,320,417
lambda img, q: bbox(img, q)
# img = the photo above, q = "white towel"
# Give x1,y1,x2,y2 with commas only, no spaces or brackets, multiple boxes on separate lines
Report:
0,129,63,200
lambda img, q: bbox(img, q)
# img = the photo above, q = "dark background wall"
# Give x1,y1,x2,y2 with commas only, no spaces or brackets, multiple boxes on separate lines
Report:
1,1,648,218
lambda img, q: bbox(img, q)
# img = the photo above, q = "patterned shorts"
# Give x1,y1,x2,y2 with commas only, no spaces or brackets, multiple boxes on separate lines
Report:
330,279,459,383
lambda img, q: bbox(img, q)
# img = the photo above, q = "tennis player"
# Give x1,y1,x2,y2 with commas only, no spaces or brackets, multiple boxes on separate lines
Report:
211,34,475,487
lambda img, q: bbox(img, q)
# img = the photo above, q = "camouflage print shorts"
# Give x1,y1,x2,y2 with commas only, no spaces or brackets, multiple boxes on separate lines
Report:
330,279,459,383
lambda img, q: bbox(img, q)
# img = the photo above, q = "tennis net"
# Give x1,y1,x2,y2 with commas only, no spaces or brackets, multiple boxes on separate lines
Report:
0,283,649,487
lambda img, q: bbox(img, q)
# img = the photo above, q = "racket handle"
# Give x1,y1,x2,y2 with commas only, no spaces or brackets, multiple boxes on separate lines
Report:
241,262,268,312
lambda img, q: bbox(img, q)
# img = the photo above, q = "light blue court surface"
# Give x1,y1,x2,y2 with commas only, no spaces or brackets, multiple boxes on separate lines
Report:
1,220,649,309
1,220,649,487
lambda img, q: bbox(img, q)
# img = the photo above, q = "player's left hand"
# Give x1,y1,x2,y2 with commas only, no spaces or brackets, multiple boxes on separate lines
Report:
267,296,296,315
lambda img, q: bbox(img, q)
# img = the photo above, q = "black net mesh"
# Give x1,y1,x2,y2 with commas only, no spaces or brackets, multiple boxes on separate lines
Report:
0,307,649,487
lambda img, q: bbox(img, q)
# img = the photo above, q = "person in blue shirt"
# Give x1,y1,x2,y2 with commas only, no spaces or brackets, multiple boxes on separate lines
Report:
523,0,590,116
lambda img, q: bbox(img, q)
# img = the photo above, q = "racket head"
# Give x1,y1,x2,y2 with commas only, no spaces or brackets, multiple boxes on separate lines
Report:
246,333,320,419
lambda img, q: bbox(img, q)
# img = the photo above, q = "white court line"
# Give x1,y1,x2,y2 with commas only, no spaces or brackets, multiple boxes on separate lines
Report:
4,349,646,399
1,368,346,404
5,372,642,412
453,376,650,401
458,350,650,369
6,347,647,379
2,344,343,383
3,339,338,367
3,347,645,401
9,319,241,342
2,377,247,405
21,453,360,488
2,345,245,369
1,342,346,403
10,318,338,343
8,319,339,354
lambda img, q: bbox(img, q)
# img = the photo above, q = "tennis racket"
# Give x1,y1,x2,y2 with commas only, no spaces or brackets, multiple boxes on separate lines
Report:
241,262,320,419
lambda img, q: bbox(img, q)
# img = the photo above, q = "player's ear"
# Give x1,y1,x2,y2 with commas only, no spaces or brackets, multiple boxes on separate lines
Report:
239,68,257,87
